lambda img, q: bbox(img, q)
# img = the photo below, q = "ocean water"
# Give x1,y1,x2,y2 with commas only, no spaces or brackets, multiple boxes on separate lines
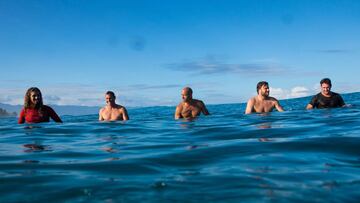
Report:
1,93,360,202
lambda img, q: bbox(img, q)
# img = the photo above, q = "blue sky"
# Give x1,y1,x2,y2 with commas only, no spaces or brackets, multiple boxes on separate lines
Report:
0,0,359,107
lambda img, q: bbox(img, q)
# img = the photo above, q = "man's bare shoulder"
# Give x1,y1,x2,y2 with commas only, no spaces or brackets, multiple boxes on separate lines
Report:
268,97,280,102
248,96,257,103
193,99,205,105
176,102,185,108
115,105,127,112
99,107,106,112
115,104,125,109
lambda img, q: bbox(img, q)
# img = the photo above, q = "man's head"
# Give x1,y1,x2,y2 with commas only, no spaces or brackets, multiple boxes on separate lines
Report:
320,78,332,96
257,81,270,97
105,91,116,105
181,87,193,102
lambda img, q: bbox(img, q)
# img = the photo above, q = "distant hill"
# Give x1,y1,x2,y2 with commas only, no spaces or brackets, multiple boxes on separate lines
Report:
0,107,17,117
51,105,100,116
0,103,99,116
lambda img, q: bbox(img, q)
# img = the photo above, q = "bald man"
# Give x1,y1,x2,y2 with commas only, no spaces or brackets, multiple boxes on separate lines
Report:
175,87,210,119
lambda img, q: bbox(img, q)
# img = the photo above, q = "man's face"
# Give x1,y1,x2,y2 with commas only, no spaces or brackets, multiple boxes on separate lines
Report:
259,85,270,97
321,83,331,96
30,92,41,105
105,94,115,105
181,89,192,102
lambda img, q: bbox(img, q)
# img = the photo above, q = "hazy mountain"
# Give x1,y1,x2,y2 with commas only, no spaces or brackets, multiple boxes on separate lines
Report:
0,107,17,117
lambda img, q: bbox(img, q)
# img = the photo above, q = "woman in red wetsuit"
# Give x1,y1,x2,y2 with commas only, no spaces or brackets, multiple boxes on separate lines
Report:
18,87,62,124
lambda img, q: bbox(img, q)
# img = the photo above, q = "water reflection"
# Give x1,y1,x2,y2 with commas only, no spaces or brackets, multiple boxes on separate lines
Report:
256,122,272,142
23,143,49,152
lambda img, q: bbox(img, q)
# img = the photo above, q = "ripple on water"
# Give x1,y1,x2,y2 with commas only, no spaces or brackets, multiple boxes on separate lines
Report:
1,93,360,201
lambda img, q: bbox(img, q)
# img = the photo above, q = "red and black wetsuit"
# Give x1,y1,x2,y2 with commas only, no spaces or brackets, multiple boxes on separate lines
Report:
18,105,62,124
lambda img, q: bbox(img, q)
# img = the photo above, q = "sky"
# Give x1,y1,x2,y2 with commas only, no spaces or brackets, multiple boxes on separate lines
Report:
0,0,359,107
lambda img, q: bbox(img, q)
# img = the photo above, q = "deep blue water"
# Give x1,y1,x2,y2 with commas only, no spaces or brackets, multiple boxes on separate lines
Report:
1,93,360,202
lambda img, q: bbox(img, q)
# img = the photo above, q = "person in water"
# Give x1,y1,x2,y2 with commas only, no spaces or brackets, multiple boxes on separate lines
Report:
175,87,210,119
99,91,129,121
245,81,284,114
306,78,345,109
18,87,62,124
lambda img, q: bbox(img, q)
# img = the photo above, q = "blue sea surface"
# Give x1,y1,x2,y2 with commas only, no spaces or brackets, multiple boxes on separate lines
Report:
1,93,360,202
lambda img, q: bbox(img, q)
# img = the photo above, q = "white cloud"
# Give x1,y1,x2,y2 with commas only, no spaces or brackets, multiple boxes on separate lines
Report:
312,83,320,91
290,86,310,98
0,88,26,105
269,87,289,100
166,55,292,76
270,86,312,100
0,85,104,106
0,83,182,107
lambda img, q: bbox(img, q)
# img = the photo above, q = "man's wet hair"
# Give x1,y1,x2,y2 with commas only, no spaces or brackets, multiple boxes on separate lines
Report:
257,81,269,93
106,91,116,98
320,78,332,87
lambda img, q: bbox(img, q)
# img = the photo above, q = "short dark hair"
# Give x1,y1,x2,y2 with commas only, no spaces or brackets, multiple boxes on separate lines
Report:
320,78,332,87
256,81,268,93
106,91,116,98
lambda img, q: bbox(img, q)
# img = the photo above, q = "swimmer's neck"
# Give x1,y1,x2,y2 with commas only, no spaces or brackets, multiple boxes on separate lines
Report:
106,103,117,108
184,99,194,105
29,103,41,109
321,92,332,97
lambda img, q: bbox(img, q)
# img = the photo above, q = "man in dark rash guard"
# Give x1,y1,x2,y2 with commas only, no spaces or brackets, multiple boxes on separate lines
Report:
306,78,345,109
18,87,62,124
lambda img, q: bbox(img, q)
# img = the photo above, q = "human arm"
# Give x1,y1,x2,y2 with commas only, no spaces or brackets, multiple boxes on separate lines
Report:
200,101,210,116
99,108,104,121
274,100,284,112
306,95,317,110
245,98,254,114
18,108,25,124
338,95,346,107
47,106,62,123
122,107,129,121
174,104,182,119
306,104,314,110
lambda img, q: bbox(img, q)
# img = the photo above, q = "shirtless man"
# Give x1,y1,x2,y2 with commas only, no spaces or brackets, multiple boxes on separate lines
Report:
306,78,345,109
99,91,129,121
175,87,210,119
245,81,284,114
